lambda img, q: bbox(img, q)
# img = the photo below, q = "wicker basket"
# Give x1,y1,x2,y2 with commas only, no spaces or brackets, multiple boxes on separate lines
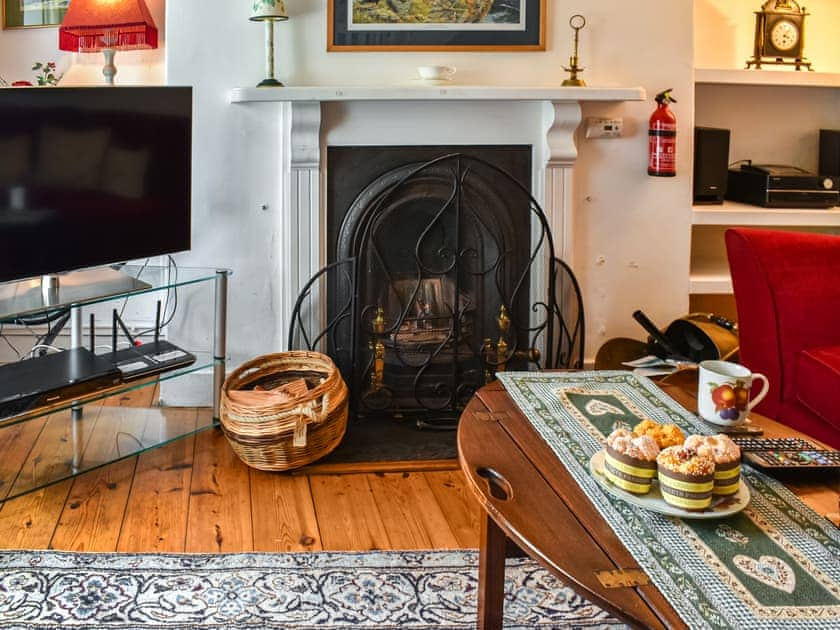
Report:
220,352,348,471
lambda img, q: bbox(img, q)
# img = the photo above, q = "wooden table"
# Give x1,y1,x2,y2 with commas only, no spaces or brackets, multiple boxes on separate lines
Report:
457,376,839,630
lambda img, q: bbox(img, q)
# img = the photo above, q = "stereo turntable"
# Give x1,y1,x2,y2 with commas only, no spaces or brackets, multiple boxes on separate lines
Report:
726,163,839,208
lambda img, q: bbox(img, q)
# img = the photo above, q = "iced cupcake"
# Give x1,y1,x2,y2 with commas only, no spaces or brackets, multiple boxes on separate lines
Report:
633,418,685,448
684,434,741,496
656,445,716,511
604,428,660,495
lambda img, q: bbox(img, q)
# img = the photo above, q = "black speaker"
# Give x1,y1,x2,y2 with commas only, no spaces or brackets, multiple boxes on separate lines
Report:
694,127,731,205
820,129,840,177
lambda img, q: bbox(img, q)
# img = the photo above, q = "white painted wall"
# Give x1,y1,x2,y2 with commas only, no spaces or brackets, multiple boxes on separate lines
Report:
0,0,166,86
166,0,696,368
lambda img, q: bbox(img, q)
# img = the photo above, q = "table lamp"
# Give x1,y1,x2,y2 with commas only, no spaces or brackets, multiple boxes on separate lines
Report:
58,0,158,86
250,0,288,87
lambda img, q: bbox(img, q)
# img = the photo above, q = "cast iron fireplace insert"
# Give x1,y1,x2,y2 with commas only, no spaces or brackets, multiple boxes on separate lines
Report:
289,150,583,429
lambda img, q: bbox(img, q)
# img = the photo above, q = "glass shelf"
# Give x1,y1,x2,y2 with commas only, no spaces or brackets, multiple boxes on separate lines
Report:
0,351,218,430
0,264,230,502
0,265,231,321
0,397,218,502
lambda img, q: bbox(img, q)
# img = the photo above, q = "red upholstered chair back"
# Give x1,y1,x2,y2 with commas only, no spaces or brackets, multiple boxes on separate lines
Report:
725,228,840,419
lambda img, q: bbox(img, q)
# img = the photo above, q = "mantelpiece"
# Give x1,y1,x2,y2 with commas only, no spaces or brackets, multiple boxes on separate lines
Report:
229,85,645,342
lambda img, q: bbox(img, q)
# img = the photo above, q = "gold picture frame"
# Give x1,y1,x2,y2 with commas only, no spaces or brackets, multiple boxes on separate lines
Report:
3,0,69,29
328,0,546,52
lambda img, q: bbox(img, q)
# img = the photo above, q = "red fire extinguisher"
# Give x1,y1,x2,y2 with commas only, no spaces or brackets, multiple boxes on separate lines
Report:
648,89,677,177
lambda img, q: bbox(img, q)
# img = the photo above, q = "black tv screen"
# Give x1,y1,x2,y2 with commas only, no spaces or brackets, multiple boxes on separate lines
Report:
0,86,192,283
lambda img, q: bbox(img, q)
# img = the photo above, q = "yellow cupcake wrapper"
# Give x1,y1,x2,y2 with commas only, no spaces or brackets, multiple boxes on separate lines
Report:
604,453,657,479
660,493,713,510
714,465,741,481
657,474,714,493
713,480,741,495
604,467,652,494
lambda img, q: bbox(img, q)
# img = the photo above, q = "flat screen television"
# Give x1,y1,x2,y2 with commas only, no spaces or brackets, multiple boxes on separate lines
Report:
0,86,192,285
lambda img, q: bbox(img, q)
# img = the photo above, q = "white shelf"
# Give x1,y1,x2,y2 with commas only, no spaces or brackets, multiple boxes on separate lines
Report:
694,68,840,88
690,258,733,295
229,85,646,104
692,201,840,226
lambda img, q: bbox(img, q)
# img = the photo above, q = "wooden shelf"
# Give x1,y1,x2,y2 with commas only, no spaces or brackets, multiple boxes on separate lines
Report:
690,257,732,295
692,201,840,226
690,274,733,295
694,68,840,88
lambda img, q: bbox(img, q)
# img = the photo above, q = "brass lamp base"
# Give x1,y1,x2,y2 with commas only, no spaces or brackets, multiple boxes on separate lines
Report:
562,77,586,87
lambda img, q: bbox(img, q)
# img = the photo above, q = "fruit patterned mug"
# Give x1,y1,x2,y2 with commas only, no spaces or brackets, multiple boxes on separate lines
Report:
697,360,770,426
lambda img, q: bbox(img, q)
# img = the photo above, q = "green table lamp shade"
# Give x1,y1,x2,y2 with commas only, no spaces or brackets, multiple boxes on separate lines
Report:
251,0,288,21
251,0,288,87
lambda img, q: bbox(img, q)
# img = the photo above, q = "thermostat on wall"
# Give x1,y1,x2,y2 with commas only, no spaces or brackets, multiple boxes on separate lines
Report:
586,117,623,139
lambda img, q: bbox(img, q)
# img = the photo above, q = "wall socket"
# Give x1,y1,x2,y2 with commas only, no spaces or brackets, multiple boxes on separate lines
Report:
585,117,623,139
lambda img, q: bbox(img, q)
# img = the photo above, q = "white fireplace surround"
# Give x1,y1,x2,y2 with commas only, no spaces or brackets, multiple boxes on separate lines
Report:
230,85,644,343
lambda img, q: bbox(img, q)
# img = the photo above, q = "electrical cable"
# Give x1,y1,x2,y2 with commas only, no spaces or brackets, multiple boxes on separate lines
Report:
0,323,21,360
117,258,151,320
28,344,61,358
132,256,179,339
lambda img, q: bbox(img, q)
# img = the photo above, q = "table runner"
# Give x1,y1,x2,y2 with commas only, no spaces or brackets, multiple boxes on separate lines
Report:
496,371,840,630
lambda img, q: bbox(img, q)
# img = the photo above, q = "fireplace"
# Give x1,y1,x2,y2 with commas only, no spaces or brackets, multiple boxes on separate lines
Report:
290,148,583,426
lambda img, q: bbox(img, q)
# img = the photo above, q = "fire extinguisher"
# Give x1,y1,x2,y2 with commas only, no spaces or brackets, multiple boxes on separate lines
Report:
648,89,677,177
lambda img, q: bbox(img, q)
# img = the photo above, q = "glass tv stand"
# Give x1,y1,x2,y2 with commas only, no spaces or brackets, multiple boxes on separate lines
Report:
0,265,230,502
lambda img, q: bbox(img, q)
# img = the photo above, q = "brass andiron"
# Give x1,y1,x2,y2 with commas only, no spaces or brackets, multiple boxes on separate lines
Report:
495,304,511,373
482,304,542,382
562,15,587,87
482,337,495,384
370,306,386,391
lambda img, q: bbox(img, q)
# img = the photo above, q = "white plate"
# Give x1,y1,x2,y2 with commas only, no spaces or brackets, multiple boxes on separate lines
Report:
589,450,750,520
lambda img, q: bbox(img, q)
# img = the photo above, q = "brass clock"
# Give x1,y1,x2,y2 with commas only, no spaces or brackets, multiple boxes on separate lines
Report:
746,0,812,70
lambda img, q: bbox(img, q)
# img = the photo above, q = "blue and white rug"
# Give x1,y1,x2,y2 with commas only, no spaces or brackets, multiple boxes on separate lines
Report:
0,549,623,629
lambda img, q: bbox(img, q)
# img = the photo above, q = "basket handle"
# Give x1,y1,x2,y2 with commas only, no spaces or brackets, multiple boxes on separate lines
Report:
289,392,331,447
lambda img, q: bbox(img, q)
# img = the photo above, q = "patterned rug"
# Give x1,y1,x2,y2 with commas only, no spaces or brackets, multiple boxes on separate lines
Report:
0,549,623,629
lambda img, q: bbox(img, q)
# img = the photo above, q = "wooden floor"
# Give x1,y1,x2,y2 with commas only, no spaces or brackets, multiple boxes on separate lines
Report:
0,386,481,553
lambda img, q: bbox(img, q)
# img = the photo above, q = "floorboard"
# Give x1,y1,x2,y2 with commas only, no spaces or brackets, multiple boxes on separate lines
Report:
185,423,254,553
116,409,198,553
250,472,322,552
0,386,481,554
51,458,136,552
309,474,392,551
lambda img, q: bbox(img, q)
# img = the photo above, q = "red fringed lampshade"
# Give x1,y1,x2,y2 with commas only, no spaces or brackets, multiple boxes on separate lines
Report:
59,0,158,52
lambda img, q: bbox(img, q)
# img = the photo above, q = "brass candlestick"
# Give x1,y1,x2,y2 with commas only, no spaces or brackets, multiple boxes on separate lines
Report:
562,15,587,87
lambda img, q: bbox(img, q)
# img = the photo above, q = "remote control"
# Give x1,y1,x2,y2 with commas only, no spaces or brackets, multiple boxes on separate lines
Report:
743,450,840,470
731,437,816,451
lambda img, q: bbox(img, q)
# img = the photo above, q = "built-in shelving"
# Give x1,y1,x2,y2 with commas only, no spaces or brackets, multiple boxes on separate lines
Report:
694,68,840,88
689,257,733,294
692,201,840,227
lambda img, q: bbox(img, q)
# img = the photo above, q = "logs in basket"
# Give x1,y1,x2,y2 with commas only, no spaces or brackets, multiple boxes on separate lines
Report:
220,351,348,471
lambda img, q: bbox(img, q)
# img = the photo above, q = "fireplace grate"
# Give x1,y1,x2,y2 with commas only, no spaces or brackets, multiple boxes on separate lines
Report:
288,154,583,425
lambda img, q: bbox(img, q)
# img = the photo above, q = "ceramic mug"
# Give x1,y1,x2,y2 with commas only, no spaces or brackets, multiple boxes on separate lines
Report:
416,65,456,81
698,360,770,426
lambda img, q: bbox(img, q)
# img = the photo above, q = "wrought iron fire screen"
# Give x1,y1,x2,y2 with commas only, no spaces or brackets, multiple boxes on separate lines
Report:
289,154,584,423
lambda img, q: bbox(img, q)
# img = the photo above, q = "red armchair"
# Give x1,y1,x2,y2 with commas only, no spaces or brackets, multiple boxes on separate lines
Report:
725,228,840,448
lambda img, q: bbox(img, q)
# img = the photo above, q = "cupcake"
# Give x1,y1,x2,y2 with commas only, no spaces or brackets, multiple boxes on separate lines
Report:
656,446,716,511
604,428,660,495
633,418,685,448
684,434,741,496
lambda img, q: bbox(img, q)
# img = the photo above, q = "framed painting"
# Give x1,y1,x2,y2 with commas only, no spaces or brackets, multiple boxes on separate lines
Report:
328,0,546,51
3,0,69,29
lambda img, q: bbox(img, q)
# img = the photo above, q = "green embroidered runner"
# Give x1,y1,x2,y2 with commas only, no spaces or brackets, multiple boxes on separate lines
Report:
496,371,840,630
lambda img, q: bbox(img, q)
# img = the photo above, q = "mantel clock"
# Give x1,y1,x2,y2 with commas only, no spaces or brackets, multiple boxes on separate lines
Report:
746,0,812,70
